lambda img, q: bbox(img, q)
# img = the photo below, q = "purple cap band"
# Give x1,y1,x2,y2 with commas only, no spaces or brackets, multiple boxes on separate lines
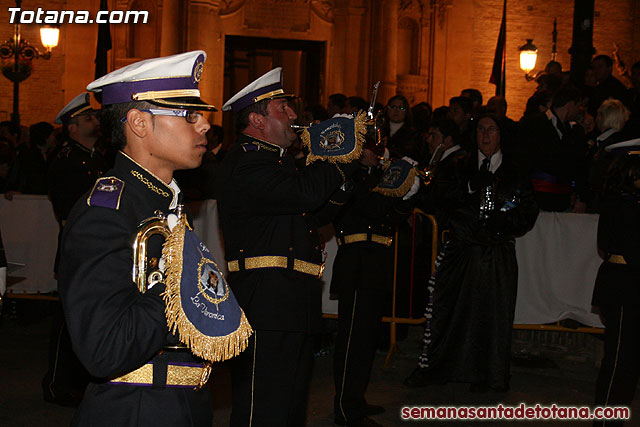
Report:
231,82,282,112
101,76,197,105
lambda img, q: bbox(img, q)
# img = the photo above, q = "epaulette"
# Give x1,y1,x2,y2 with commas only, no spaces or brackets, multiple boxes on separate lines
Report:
58,144,72,158
87,177,125,210
241,142,260,152
241,141,280,153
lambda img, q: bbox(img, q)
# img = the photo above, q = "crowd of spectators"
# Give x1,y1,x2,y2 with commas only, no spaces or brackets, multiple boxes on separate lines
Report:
4,54,637,214
304,56,640,217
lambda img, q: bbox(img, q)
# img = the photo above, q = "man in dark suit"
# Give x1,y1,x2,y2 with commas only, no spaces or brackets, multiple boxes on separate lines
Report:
216,68,360,426
590,55,630,116
58,51,216,426
517,85,587,212
418,118,467,227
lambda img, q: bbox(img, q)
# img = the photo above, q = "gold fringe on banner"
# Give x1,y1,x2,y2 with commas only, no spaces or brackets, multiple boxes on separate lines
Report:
162,216,253,363
300,127,311,151
372,166,419,198
304,110,366,165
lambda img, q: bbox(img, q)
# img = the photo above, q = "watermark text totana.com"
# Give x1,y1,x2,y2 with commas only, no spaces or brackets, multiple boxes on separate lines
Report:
8,7,148,24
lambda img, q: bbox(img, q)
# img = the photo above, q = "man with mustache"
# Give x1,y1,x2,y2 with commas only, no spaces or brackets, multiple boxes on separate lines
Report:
217,68,360,426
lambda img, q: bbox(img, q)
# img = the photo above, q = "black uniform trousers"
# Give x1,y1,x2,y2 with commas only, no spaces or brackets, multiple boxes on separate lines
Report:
230,330,315,427
333,287,385,422
594,303,640,427
332,243,391,423
42,301,90,403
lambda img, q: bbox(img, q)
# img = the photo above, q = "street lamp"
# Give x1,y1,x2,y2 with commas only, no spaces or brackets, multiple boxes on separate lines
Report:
0,0,59,126
519,39,538,81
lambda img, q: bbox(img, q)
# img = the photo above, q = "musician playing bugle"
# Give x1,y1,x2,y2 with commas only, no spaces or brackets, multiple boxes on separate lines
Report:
332,140,419,426
217,68,367,426
416,118,467,230
58,51,217,427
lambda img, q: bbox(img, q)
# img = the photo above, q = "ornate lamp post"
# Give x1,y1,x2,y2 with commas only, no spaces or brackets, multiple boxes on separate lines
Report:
519,39,538,81
0,0,59,126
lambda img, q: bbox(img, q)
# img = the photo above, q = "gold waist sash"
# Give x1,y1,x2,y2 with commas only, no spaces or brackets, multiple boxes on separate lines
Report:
227,256,325,278
109,362,210,389
337,233,393,247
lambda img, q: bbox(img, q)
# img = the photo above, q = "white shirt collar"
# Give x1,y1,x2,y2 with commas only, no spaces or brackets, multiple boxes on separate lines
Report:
546,109,563,139
477,149,503,173
438,144,460,162
168,179,181,210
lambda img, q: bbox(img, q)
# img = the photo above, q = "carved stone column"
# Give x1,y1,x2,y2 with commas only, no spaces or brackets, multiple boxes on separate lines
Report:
377,0,399,104
160,0,182,56
187,0,223,121
332,0,368,98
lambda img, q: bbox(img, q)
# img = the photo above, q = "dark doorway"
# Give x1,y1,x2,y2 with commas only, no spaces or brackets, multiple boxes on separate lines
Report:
222,36,325,148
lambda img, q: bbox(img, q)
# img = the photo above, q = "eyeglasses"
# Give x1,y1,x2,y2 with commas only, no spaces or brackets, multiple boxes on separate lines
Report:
387,105,407,111
477,126,499,135
120,109,203,124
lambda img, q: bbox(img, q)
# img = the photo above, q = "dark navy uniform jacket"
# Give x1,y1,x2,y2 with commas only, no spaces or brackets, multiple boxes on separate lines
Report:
330,165,414,295
216,133,356,333
48,139,109,223
58,151,211,427
592,193,640,308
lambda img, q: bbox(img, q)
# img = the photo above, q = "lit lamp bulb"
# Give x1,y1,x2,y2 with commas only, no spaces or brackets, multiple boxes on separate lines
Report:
519,39,538,79
40,26,60,51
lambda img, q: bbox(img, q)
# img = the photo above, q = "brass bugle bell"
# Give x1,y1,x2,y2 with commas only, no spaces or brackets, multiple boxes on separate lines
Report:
132,205,184,293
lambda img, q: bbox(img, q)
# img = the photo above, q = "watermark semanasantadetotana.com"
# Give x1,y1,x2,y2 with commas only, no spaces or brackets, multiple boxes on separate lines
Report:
400,403,630,421
8,7,148,24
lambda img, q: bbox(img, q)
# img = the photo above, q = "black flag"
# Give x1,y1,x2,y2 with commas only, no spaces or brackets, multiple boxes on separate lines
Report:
94,0,112,80
489,0,506,96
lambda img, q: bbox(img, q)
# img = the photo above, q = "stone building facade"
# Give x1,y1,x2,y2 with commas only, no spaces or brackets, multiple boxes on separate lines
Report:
0,0,638,134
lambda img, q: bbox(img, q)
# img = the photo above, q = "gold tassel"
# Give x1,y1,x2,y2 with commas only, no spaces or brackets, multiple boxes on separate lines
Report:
372,167,419,197
162,217,253,363
300,128,311,151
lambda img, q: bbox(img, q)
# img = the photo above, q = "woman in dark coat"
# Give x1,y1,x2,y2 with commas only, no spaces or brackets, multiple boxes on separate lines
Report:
592,153,640,425
405,113,539,391
382,95,426,163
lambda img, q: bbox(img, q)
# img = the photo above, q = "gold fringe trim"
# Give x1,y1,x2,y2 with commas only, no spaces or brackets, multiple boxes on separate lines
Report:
162,216,253,363
304,111,366,165
372,166,419,197
300,127,311,152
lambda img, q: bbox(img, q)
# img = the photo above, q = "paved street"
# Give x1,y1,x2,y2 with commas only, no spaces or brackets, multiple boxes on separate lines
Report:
0,300,635,426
